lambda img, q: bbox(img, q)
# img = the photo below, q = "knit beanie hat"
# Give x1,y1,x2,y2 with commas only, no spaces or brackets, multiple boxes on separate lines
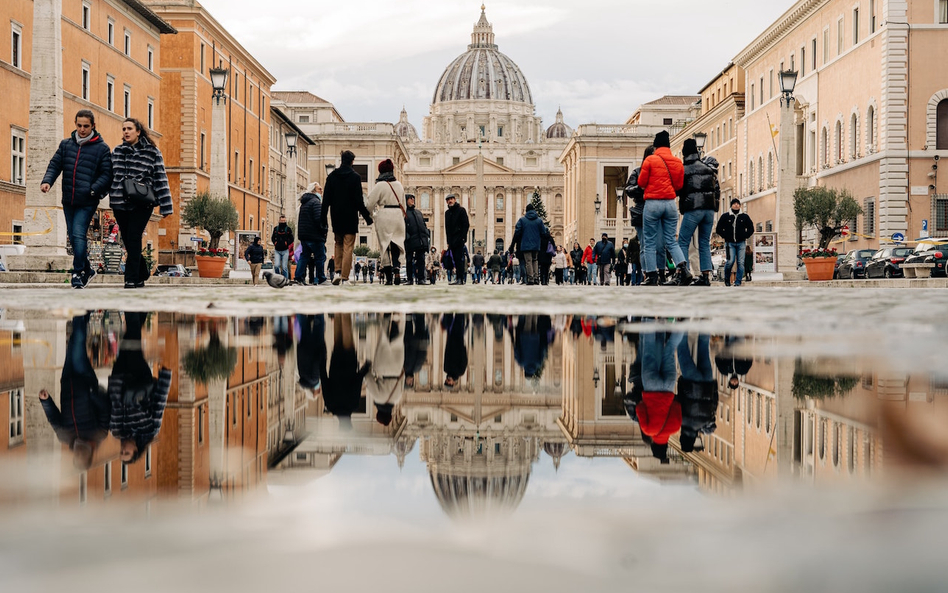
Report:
730,198,742,207
682,138,698,156
525,203,535,211
654,130,671,148
378,159,394,173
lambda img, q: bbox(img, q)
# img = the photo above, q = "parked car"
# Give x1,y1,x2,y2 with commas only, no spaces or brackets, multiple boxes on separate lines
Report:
836,249,875,279
154,264,191,277
865,246,914,278
901,239,948,278
833,253,846,279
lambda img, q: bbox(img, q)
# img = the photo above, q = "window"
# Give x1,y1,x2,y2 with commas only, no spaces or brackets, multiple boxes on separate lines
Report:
147,46,154,71
811,38,817,70
823,28,830,64
835,121,843,161
10,127,25,186
766,220,773,232
147,98,154,129
121,463,128,488
864,198,875,236
419,157,431,167
145,445,152,477
853,8,860,44
11,223,21,244
104,461,112,495
452,157,460,165
759,77,764,104
11,23,22,68
870,0,877,32
850,113,858,157
941,0,948,24
496,196,504,210
200,43,205,74
200,132,206,170
935,197,948,234
8,388,23,445
800,47,805,77
750,84,755,110
758,157,763,189
748,161,755,192
124,30,131,56
496,157,504,166
298,115,310,123
248,158,254,188
107,76,114,111
937,100,948,150
123,85,131,118
822,127,829,166
479,125,486,138
198,405,205,443
108,18,114,45
526,156,538,166
767,152,774,187
769,69,774,98
838,18,844,55
420,192,430,209
82,3,91,30
234,150,240,182
81,62,90,100
790,54,795,73
867,105,876,150
497,126,503,137
663,118,673,125
248,88,253,112
352,164,368,182
79,472,87,504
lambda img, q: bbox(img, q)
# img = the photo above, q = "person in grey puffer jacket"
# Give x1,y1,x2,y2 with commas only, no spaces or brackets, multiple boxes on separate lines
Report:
676,139,720,286
110,118,173,289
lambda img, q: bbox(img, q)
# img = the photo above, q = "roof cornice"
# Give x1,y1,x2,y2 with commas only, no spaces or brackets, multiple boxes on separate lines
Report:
733,0,827,67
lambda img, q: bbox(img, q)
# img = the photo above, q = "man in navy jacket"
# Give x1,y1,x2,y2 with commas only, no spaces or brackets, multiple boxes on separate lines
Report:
41,110,113,288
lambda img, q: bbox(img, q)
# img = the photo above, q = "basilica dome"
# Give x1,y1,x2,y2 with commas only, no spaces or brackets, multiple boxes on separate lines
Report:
545,108,572,140
432,6,533,106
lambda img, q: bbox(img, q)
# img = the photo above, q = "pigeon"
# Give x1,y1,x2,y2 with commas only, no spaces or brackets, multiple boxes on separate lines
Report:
264,271,289,289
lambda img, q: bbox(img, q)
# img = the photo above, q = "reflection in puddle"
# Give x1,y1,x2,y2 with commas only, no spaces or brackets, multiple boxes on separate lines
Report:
3,310,946,513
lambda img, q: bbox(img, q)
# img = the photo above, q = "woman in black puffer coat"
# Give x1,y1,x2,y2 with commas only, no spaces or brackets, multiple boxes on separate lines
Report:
110,119,173,289
676,139,720,286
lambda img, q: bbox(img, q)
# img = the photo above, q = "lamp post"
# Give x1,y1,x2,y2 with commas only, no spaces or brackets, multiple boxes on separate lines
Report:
776,69,800,279
284,131,299,230
592,367,600,389
614,184,625,275
209,63,229,201
693,131,707,157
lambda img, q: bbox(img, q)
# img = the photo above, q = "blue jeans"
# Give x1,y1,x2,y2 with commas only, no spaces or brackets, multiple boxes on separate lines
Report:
295,240,327,284
725,241,745,286
587,263,598,285
641,332,682,393
273,249,290,279
677,334,713,382
62,204,97,274
643,200,685,273
678,209,715,273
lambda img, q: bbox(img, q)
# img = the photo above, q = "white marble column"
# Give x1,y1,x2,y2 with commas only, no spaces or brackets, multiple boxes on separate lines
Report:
10,0,69,271
777,100,802,280
210,97,229,201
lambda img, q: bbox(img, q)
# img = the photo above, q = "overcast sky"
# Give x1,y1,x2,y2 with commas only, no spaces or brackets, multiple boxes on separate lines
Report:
199,0,791,132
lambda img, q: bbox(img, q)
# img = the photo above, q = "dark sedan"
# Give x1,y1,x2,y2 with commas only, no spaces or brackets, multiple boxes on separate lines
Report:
902,240,948,278
837,249,875,279
865,247,914,278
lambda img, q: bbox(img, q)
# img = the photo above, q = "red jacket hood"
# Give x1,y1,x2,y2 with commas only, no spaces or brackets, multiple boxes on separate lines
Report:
636,392,682,445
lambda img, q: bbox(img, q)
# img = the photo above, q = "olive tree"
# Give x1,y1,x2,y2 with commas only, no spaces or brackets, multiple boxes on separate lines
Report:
793,186,863,250
182,191,239,251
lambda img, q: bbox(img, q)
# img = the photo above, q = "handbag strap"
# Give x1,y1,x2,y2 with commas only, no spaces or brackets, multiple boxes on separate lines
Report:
658,156,674,189
385,181,407,217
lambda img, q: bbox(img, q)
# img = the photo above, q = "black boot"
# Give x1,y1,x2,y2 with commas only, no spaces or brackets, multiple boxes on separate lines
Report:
643,272,660,286
393,269,401,285
690,273,711,286
382,266,393,285
663,262,693,286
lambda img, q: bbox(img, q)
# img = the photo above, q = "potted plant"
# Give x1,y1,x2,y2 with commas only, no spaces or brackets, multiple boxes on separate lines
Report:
791,359,858,400
793,186,862,281
182,191,239,278
182,332,237,384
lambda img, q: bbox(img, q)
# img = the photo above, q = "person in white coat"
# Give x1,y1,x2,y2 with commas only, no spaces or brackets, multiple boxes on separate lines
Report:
367,314,406,426
365,159,407,285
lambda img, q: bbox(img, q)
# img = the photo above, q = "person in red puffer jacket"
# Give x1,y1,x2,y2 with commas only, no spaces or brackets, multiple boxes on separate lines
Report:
636,331,683,462
638,131,691,286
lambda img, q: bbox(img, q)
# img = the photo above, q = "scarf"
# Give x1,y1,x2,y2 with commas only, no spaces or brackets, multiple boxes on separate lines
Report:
376,171,396,182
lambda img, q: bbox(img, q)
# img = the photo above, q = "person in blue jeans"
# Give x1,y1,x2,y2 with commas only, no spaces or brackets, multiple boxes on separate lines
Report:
294,183,328,285
41,110,113,289
715,198,755,287
676,139,719,286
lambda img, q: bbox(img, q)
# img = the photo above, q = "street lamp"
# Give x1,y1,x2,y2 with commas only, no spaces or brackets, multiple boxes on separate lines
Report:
693,131,707,156
284,131,298,157
209,65,229,105
615,185,624,202
778,69,798,106
594,193,602,215
592,367,600,388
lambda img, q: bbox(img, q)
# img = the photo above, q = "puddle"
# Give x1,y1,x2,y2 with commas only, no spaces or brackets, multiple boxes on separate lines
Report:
0,309,945,591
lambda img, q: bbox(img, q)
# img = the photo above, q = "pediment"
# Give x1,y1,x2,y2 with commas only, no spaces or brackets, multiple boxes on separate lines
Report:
441,156,516,174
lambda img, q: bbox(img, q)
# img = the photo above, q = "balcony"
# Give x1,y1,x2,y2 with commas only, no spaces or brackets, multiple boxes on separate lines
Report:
307,122,396,135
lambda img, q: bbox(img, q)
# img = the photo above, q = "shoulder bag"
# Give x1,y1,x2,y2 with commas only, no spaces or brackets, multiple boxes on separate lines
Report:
385,181,407,218
122,149,159,209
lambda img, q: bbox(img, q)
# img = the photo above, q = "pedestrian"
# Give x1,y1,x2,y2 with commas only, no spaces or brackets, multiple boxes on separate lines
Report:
637,331,683,462
614,240,627,286
539,235,555,285
628,146,665,283
677,333,718,454
593,233,616,285
41,109,114,289
367,314,406,426
404,194,430,285
715,198,755,287
488,249,504,284
582,238,598,285
244,236,265,285
327,256,335,280
472,250,485,284
570,242,585,285
511,202,548,285
109,118,173,289
271,214,294,280
321,150,373,285
354,260,362,281
368,260,375,283
511,252,521,284
744,244,754,282
294,181,329,286
428,247,440,284
441,248,454,282
444,194,470,285
628,236,642,285
365,159,407,285
554,245,567,285
677,139,720,286
638,130,690,286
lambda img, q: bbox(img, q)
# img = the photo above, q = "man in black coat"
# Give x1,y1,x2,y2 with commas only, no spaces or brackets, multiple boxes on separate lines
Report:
715,199,755,287
244,237,266,286
593,233,616,285
442,314,468,388
41,110,113,288
320,150,373,285
403,313,430,389
296,184,329,285
714,336,754,390
271,214,294,280
444,194,470,285
677,139,721,286
403,194,430,285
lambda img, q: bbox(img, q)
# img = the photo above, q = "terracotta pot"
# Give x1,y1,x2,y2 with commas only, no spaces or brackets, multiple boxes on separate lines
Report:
803,256,836,281
195,255,227,278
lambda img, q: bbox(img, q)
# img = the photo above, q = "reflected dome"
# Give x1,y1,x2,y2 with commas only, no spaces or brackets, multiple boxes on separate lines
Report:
429,467,530,519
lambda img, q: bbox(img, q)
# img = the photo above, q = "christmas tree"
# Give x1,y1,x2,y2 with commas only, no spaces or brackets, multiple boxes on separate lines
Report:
529,188,550,227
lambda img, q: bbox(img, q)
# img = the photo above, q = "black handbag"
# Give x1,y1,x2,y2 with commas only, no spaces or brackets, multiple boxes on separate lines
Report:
630,202,644,228
122,178,158,208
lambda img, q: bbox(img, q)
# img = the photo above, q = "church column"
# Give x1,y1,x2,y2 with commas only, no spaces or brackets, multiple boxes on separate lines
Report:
486,186,495,251
505,187,513,250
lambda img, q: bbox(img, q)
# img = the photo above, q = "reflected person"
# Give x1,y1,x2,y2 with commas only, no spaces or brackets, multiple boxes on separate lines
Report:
296,314,325,397
39,314,109,470
513,315,553,379
369,314,406,426
441,314,468,389
109,312,171,464
637,331,683,462
714,336,754,390
321,313,370,429
403,313,430,390
676,334,718,453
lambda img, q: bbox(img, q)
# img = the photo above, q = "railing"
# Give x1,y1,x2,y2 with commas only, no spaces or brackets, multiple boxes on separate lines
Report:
307,122,396,135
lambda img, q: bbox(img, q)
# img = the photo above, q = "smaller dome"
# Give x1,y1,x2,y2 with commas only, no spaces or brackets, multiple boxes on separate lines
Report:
546,107,572,139
395,107,419,141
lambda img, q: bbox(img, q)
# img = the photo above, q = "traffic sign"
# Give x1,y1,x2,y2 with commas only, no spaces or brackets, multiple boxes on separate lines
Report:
891,232,905,242
190,237,203,242
841,225,850,236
